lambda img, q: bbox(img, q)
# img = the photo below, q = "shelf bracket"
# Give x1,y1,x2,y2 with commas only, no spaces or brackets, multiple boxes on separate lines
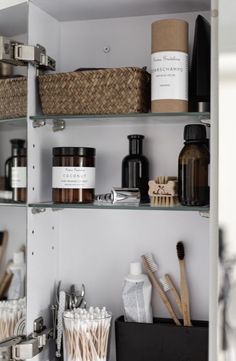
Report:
31,207,46,215
200,118,211,127
199,211,210,218
52,207,64,212
52,119,65,132
32,118,65,132
32,119,46,128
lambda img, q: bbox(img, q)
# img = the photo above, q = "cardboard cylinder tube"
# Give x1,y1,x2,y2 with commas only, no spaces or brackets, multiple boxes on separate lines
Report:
151,19,189,112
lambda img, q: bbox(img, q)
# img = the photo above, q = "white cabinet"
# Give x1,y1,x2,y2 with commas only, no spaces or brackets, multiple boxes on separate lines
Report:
0,0,222,360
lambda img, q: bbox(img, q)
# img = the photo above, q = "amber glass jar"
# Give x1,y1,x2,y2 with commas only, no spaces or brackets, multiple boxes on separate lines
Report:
11,148,27,202
52,147,96,203
178,124,209,206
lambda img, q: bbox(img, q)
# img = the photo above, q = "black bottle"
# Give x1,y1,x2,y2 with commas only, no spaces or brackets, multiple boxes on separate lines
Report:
178,124,209,206
122,135,149,203
189,15,211,112
5,139,25,190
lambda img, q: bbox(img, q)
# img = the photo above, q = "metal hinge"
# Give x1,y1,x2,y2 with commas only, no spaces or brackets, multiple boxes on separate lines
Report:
0,37,56,70
0,317,53,361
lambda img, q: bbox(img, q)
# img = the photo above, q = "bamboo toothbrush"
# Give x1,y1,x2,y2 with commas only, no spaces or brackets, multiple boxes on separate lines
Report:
0,261,13,299
0,271,13,299
141,253,181,326
0,231,8,268
176,241,192,326
159,274,183,316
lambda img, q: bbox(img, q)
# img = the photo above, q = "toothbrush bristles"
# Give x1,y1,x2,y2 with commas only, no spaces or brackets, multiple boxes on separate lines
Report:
159,276,170,292
176,241,185,260
143,253,158,272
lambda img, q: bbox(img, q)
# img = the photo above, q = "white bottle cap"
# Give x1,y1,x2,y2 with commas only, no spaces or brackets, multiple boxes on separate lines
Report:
130,262,142,275
13,251,24,265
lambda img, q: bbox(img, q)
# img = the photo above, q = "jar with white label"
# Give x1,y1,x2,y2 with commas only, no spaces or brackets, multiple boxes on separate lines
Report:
11,148,27,202
52,147,96,203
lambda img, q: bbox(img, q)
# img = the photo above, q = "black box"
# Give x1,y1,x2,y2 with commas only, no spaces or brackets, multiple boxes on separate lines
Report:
115,316,208,361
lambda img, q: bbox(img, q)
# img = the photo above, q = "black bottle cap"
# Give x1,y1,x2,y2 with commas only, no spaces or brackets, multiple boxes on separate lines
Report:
53,147,96,156
128,135,144,140
13,148,27,156
184,124,206,141
128,135,144,155
10,139,25,148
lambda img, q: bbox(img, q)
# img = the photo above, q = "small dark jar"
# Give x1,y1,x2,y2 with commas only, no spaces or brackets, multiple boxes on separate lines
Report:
11,148,27,202
52,147,96,203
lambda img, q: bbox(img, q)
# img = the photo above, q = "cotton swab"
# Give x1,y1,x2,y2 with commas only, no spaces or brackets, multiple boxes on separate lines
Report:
63,307,112,361
0,297,26,341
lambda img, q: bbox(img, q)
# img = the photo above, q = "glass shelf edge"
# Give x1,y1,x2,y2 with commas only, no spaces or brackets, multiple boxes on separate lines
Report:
0,116,26,124
30,112,210,121
28,202,209,213
0,201,26,207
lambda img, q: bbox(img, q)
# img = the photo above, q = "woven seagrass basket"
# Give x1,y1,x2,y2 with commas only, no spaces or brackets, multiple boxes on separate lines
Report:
0,77,27,119
38,67,151,115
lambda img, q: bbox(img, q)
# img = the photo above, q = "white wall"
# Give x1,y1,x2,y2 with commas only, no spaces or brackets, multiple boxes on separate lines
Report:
59,11,210,73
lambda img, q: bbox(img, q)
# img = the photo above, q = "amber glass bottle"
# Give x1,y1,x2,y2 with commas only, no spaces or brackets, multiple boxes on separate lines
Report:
178,124,209,206
5,139,25,191
11,148,27,202
122,135,149,203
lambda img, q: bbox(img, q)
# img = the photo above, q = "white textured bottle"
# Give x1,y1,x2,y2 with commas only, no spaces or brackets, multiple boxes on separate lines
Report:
151,19,189,112
122,262,153,323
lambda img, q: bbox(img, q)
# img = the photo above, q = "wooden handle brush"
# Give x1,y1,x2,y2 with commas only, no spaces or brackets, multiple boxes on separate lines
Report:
160,274,183,316
176,241,192,326
141,253,181,326
0,270,13,299
0,231,8,267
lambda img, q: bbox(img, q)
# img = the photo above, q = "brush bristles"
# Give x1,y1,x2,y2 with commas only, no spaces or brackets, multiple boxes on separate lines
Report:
159,276,170,292
150,196,178,207
0,232,4,246
176,241,185,260
142,253,158,273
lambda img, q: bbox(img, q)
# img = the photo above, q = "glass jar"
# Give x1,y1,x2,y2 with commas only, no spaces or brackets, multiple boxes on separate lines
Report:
63,309,112,361
11,148,27,203
52,147,96,203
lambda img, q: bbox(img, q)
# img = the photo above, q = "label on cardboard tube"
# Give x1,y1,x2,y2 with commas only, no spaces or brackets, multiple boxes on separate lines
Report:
52,167,95,189
11,167,27,188
151,51,188,101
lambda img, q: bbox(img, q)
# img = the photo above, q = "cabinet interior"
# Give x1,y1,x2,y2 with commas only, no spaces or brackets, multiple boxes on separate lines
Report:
0,2,28,323
0,1,214,360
